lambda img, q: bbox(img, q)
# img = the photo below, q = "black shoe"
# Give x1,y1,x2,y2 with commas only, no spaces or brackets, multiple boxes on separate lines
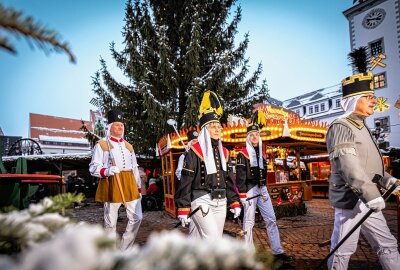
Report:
274,253,293,262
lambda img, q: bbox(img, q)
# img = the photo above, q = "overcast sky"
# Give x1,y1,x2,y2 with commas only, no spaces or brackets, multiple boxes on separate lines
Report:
0,0,352,138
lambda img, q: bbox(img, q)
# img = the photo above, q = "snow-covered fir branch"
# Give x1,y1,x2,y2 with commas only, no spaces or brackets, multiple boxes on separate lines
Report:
0,196,271,270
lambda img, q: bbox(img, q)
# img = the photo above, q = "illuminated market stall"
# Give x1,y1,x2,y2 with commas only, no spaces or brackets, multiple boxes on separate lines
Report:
157,103,329,218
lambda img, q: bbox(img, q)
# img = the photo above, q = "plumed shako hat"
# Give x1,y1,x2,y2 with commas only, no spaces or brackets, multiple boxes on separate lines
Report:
341,46,374,99
198,90,223,129
247,109,266,134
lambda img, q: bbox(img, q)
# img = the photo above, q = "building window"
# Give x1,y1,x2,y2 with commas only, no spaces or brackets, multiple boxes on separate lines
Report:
314,104,319,113
295,109,300,115
369,38,384,56
309,106,313,114
321,103,325,111
374,116,390,133
373,72,386,89
336,99,341,108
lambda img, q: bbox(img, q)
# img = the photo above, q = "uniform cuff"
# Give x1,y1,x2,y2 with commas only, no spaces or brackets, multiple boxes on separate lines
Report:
100,168,107,177
239,193,247,199
177,208,191,216
230,202,240,209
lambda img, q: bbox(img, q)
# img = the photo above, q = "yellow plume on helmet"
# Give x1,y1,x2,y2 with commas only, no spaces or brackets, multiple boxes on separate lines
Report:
247,109,267,134
257,110,267,128
198,90,223,129
198,90,223,117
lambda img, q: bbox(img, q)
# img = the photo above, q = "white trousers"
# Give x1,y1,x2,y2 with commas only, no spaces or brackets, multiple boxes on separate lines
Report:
188,218,200,239
328,200,400,270
190,194,227,239
243,185,284,254
104,198,143,251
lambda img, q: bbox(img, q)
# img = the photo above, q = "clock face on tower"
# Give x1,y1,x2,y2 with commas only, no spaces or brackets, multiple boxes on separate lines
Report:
362,8,386,29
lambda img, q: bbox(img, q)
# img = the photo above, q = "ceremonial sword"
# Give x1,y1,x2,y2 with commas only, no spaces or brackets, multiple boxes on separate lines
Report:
314,180,400,270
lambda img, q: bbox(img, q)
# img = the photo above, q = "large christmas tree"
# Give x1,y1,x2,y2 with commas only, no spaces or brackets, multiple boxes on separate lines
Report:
92,0,269,155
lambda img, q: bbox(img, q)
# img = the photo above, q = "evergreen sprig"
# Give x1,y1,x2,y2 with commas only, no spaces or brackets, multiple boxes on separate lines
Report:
0,2,76,62
0,193,84,254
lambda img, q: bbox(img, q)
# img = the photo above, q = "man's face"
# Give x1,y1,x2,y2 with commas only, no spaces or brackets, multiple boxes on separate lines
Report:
249,131,260,146
354,94,377,117
110,122,124,138
207,122,222,140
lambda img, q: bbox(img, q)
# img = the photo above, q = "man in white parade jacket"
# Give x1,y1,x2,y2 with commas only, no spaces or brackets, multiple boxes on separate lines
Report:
89,109,142,251
326,47,400,270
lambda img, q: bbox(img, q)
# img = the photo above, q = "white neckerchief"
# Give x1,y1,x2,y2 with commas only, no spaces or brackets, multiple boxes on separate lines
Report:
246,133,264,169
198,126,226,175
340,95,362,118
185,139,195,152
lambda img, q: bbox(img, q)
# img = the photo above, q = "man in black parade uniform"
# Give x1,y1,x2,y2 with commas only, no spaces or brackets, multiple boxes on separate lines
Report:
236,109,292,262
174,90,241,239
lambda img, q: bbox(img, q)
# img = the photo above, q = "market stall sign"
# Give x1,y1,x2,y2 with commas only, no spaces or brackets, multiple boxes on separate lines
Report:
295,130,325,140
257,104,298,121
230,130,271,139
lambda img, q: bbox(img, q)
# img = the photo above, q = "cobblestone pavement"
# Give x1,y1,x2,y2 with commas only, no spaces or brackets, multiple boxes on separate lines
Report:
72,198,399,270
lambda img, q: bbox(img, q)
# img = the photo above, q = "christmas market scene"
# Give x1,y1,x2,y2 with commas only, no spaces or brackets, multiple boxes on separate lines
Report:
1,1,400,270
158,103,329,219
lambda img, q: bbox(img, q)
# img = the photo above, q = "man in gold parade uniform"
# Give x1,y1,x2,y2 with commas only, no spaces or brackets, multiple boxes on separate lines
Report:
89,109,142,251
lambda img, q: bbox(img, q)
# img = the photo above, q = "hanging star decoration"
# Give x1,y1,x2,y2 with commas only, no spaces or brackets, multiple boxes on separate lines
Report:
374,97,390,112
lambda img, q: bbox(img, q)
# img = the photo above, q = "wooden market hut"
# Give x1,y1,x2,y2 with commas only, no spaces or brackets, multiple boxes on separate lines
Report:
157,104,329,218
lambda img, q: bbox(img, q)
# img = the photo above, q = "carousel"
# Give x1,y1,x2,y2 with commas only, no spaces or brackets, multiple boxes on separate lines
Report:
157,103,328,218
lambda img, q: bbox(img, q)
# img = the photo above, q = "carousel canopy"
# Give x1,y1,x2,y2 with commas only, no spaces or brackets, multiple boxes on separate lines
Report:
158,104,328,156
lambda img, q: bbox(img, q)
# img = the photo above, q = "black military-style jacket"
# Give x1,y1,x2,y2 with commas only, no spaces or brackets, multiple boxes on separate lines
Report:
236,147,267,195
174,142,240,215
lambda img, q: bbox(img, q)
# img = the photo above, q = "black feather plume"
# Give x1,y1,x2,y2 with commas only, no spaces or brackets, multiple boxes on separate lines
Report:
347,46,369,73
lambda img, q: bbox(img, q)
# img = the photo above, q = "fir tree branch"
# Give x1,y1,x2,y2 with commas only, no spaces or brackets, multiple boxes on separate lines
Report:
0,3,76,63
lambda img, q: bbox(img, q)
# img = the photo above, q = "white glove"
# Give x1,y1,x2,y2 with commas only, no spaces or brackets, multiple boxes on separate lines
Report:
240,197,247,206
366,197,385,212
177,215,191,227
105,166,120,176
388,177,400,194
230,207,241,219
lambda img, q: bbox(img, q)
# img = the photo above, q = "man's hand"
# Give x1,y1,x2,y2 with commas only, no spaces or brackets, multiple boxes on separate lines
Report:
230,207,241,219
388,178,400,195
105,166,120,176
366,197,385,212
177,215,191,227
